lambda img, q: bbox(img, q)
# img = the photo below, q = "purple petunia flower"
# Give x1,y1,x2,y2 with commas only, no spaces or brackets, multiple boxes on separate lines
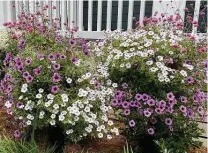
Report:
60,55,66,60
158,100,166,107
165,118,172,126
16,102,24,109
14,130,21,138
180,96,187,103
197,106,204,115
69,39,75,46
71,57,79,64
144,109,152,117
56,53,61,59
135,93,142,101
53,63,61,70
33,67,41,75
124,109,130,116
142,94,149,101
18,40,25,49
83,49,90,55
155,108,162,114
25,57,32,65
51,85,59,94
129,120,135,127
111,99,118,107
193,95,199,103
122,101,129,109
187,109,194,119
147,99,155,106
26,75,34,83
117,99,122,105
147,128,155,135
23,71,29,78
179,105,187,113
167,92,175,100
48,54,55,61
186,76,194,84
129,101,135,107
167,107,174,114
52,73,61,82
115,90,123,99
169,99,176,106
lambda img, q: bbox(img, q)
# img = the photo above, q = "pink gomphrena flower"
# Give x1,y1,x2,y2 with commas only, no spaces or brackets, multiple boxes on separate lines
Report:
12,33,18,40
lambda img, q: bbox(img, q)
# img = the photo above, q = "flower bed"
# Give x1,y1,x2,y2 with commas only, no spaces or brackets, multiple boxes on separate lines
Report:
0,2,207,153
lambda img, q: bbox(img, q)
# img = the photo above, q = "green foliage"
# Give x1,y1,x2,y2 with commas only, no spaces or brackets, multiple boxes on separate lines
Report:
0,135,56,153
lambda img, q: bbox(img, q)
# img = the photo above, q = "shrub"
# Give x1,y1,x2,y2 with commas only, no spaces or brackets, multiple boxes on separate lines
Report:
0,7,118,143
88,13,207,152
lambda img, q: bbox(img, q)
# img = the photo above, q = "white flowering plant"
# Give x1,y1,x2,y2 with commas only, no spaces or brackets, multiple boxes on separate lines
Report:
88,12,207,152
0,10,118,142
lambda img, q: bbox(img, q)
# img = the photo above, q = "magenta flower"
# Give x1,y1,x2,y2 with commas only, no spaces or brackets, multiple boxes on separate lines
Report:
115,90,123,99
186,76,194,84
25,57,32,65
135,93,142,101
53,63,61,70
51,85,59,94
83,49,90,55
56,53,61,59
147,128,155,135
144,109,152,117
33,67,41,75
179,105,187,113
158,100,166,107
26,75,34,83
129,120,135,127
23,71,29,78
52,73,61,82
122,101,129,109
14,130,21,138
71,57,78,64
111,99,118,107
16,102,24,109
147,99,155,106
180,96,187,103
129,101,135,107
60,55,66,60
169,99,176,106
155,108,162,114
124,109,130,116
167,107,174,114
48,54,55,61
69,39,75,46
142,94,149,101
167,92,175,100
165,118,172,126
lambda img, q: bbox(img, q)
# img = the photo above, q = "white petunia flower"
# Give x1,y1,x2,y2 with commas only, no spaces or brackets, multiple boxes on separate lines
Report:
38,88,44,93
36,94,42,99
180,70,187,77
98,133,103,138
66,78,72,84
